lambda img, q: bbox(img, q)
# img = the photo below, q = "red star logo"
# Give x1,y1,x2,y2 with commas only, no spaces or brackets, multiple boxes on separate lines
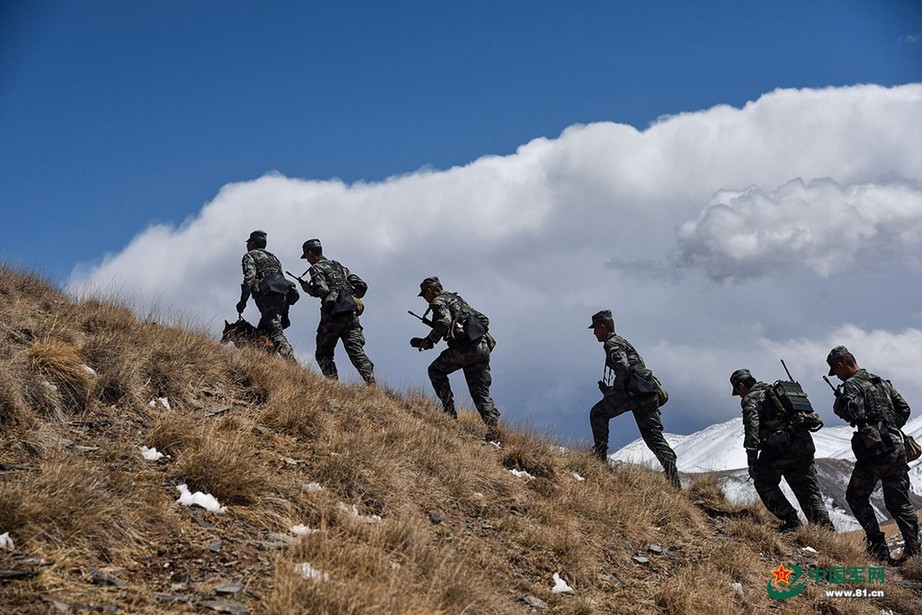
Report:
770,563,794,586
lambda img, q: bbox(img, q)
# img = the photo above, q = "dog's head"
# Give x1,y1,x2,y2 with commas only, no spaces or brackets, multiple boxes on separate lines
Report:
221,318,254,344
221,318,273,351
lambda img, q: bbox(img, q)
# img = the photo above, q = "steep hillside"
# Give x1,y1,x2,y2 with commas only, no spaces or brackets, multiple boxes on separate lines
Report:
1,265,921,614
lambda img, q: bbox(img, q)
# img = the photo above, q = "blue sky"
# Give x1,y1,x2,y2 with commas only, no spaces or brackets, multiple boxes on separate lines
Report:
3,1,920,279
2,1,922,448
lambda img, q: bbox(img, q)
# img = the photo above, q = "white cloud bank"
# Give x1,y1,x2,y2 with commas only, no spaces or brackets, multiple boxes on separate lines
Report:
676,178,922,280
68,84,922,448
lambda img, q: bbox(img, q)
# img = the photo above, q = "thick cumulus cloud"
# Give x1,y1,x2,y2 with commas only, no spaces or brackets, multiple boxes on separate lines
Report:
675,178,922,281
68,84,922,448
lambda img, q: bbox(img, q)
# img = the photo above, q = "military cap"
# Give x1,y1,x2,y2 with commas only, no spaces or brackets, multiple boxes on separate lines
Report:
729,368,753,396
588,309,614,329
826,345,851,376
417,276,442,297
246,230,267,248
300,238,322,258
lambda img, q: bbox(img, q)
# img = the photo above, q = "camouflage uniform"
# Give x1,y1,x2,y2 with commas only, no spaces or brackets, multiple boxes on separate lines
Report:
739,379,833,529
590,322,678,486
422,291,500,426
305,256,375,384
833,367,919,558
240,248,294,359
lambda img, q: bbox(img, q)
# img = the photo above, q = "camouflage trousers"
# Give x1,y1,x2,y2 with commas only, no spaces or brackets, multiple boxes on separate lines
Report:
846,453,919,553
755,431,833,528
315,313,375,384
254,294,293,359
590,392,678,478
428,339,500,426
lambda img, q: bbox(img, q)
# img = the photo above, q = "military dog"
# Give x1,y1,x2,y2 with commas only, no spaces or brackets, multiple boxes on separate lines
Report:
221,318,275,352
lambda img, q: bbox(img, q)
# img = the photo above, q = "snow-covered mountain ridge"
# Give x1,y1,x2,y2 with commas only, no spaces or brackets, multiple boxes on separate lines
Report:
612,415,922,531
612,415,922,474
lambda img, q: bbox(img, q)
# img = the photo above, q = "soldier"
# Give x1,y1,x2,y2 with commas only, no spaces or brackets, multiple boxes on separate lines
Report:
827,345,919,562
298,239,375,385
236,230,294,359
411,276,500,428
730,368,834,532
589,310,680,488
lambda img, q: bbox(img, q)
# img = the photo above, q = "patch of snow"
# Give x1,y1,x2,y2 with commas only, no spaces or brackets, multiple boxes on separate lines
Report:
175,484,226,513
730,582,743,593
338,503,381,524
303,482,323,492
147,397,171,410
290,524,319,536
802,546,817,553
139,446,164,461
293,562,329,581
551,572,574,594
0,532,14,551
509,469,535,480
82,365,97,376
571,472,586,482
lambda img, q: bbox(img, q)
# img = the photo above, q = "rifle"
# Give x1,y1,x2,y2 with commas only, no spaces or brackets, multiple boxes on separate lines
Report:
285,270,308,284
408,310,433,327
408,310,434,349
822,375,840,397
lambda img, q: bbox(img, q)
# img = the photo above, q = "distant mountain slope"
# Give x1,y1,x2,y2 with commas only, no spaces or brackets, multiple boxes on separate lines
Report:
612,416,922,530
613,415,922,474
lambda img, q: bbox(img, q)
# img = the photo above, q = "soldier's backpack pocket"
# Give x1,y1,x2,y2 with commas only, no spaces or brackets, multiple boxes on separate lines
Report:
329,291,358,316
903,432,922,462
763,429,791,459
851,422,896,461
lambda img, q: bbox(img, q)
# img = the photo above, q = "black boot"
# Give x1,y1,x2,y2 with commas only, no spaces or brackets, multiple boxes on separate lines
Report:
866,535,890,563
664,463,681,489
779,515,802,533
592,443,608,462
899,539,919,561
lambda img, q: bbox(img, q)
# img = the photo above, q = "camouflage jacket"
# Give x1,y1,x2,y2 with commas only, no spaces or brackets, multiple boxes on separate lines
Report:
834,369,910,429
306,256,367,308
424,291,489,347
241,248,284,298
740,381,774,464
602,333,654,391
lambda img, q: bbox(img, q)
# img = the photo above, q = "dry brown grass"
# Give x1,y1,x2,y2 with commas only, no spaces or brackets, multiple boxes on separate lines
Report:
1,265,921,614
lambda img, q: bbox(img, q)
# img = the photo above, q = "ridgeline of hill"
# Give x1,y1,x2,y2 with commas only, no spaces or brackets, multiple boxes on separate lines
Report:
1,265,920,614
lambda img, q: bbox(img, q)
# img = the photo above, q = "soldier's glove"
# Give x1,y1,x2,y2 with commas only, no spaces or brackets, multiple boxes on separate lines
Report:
597,380,612,395
236,300,247,314
410,337,433,351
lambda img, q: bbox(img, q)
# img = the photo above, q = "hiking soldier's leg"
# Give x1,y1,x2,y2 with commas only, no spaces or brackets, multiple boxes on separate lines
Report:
783,464,834,528
846,461,890,559
879,460,920,557
461,341,499,426
753,458,801,526
783,434,834,529
589,393,630,460
633,402,680,487
314,315,341,379
428,347,463,418
341,317,375,385
255,295,293,359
